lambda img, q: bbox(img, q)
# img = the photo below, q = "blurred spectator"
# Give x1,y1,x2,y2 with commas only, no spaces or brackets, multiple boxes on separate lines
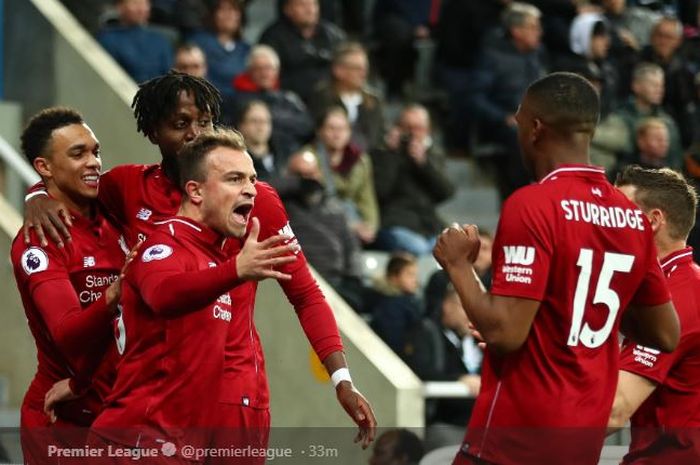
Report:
308,42,385,153
276,0,367,37
236,100,291,182
602,0,661,54
284,150,366,309
259,0,346,103
557,13,619,117
369,253,422,354
613,62,683,169
371,104,455,256
60,0,112,33
638,15,696,146
469,2,547,201
371,0,434,99
434,0,508,152
368,429,424,465
173,43,207,78
403,270,482,445
304,106,379,245
148,0,209,33
188,0,250,98
97,0,173,83
591,112,631,174
630,117,671,168
231,45,314,152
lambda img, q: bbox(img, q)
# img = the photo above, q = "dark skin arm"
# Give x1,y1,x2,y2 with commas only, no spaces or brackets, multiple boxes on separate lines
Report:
24,195,72,247
323,351,377,449
620,302,679,353
433,224,540,355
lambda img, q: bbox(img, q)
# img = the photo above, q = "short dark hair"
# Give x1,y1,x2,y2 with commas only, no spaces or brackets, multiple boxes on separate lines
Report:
208,0,246,40
386,253,417,278
21,107,84,164
394,429,424,464
236,99,270,126
526,71,600,134
315,105,348,130
616,165,698,241
132,71,221,139
176,128,248,193
332,41,366,66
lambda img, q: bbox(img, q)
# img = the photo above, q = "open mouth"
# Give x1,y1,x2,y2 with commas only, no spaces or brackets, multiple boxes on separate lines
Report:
232,203,253,225
82,173,100,188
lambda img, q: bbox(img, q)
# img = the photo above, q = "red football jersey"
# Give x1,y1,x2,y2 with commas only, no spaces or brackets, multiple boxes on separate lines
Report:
11,209,123,427
620,247,700,465
98,164,343,414
92,218,234,451
457,165,671,465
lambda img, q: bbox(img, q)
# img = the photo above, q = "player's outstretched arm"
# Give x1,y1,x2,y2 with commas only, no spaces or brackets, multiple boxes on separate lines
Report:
621,302,679,353
23,190,72,248
434,224,540,355
607,370,657,434
323,351,377,449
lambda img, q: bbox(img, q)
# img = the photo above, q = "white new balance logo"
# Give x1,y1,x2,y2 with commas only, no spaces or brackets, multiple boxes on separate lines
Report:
83,256,96,268
503,246,535,265
136,208,152,221
591,187,603,197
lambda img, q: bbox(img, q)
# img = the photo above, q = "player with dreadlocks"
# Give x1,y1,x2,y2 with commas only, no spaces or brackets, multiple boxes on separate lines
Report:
24,71,376,462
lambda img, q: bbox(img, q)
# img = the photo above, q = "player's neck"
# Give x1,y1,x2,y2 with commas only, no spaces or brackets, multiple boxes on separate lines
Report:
47,184,92,218
656,236,687,260
177,202,204,225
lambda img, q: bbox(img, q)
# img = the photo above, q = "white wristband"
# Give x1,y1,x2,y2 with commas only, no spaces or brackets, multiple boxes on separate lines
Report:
331,368,352,388
25,190,48,202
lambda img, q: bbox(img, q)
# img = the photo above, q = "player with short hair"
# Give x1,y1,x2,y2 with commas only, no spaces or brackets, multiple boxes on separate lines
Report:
12,107,131,463
433,72,679,465
609,165,700,464
24,72,376,455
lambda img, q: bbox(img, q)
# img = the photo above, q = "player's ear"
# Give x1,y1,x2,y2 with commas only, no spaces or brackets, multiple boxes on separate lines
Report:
532,118,544,143
647,208,665,233
184,180,203,205
33,157,52,179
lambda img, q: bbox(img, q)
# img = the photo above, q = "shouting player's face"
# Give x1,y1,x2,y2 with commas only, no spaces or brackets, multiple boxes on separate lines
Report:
151,90,214,159
35,123,101,213
197,147,257,238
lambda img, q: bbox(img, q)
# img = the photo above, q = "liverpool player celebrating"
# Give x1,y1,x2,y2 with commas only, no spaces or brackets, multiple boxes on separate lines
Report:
12,108,130,463
433,73,680,465
25,72,376,451
609,166,700,464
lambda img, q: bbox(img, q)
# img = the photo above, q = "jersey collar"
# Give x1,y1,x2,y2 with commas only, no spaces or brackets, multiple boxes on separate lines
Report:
155,217,228,251
660,246,694,272
539,164,607,184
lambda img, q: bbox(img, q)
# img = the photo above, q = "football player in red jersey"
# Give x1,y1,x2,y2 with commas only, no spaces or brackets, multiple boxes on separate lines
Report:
12,108,135,463
433,72,680,465
24,72,376,455
609,166,700,465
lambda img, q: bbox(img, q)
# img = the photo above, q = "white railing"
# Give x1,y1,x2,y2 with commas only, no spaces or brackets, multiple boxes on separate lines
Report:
0,134,39,186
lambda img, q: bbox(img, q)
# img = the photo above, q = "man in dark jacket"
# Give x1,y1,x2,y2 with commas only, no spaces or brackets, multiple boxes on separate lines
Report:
371,104,455,256
259,0,346,103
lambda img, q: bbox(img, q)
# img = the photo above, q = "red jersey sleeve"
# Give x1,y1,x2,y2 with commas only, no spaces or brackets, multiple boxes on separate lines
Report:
490,188,555,302
130,239,240,316
98,165,142,225
629,235,672,307
254,183,344,361
619,338,675,384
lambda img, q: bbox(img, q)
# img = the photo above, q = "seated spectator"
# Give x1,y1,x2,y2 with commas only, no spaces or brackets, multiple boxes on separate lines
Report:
231,45,314,154
613,62,683,169
188,0,250,98
628,117,671,169
97,0,173,83
284,150,366,309
236,100,291,183
404,270,482,446
368,253,422,354
368,429,424,465
172,43,207,78
308,42,385,153
468,2,547,201
259,0,346,103
371,104,455,256
637,15,696,146
371,0,433,99
304,106,379,245
557,13,619,117
602,0,660,55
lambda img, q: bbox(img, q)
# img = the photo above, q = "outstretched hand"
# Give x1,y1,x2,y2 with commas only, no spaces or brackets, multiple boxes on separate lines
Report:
23,195,72,248
236,217,298,281
336,382,377,449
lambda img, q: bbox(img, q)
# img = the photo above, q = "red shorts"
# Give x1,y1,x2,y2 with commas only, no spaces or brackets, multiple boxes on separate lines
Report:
21,404,90,465
207,403,271,465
